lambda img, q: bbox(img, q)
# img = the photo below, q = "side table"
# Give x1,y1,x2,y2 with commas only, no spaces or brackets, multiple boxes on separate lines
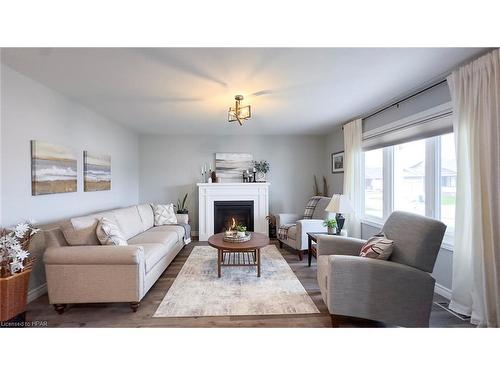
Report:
307,230,347,266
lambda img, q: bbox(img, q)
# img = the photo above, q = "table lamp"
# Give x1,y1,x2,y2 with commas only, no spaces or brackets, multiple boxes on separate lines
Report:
325,194,354,234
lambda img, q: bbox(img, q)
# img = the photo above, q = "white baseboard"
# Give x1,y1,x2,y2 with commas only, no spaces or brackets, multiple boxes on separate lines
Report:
28,283,47,303
434,283,452,300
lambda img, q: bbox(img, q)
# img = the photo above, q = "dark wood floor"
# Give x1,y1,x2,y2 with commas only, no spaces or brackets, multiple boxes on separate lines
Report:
26,240,473,328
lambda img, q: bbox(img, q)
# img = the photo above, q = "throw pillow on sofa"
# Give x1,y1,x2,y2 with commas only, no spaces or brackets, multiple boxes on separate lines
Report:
153,204,177,226
61,220,101,246
96,217,128,246
359,233,394,260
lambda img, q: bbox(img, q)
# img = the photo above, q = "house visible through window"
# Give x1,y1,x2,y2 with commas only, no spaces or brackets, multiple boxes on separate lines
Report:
393,139,426,216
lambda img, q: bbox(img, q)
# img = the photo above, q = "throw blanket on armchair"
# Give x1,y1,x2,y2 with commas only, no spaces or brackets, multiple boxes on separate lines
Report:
278,196,322,240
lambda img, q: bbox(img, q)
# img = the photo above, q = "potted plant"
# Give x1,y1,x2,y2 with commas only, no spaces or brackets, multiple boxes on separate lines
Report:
235,224,247,237
1,221,39,321
174,193,189,214
253,160,270,182
323,218,337,235
266,214,277,238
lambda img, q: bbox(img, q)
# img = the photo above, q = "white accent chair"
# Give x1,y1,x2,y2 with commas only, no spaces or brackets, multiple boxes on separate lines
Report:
276,196,334,260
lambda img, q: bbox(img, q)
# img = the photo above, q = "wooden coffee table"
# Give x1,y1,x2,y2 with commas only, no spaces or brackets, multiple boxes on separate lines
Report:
208,232,270,277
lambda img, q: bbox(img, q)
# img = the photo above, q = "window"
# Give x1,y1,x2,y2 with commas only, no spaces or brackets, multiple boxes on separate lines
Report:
363,148,383,219
393,139,426,216
362,132,457,242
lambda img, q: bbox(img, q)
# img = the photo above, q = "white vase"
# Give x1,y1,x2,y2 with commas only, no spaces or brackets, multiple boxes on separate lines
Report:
327,226,336,235
257,172,266,182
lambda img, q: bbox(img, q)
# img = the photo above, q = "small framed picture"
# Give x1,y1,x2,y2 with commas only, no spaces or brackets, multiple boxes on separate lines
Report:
331,151,344,173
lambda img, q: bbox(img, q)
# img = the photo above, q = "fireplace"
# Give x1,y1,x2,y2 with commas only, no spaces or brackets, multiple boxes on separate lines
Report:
213,200,254,234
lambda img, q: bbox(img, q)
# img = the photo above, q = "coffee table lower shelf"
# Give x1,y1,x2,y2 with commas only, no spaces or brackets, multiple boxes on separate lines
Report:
217,248,261,277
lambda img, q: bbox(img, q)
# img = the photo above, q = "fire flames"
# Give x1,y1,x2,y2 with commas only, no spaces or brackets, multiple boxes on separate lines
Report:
228,217,236,231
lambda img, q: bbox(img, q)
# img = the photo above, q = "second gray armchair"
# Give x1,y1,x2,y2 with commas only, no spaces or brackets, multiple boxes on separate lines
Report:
316,211,446,327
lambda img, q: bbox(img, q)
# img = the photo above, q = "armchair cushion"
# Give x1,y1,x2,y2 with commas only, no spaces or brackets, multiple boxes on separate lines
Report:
276,213,300,227
286,225,297,240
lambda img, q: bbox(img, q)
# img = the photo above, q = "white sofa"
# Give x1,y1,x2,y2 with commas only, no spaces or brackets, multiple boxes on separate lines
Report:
43,204,189,313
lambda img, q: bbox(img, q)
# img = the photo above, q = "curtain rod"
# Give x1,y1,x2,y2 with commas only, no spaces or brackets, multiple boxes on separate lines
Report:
361,79,447,121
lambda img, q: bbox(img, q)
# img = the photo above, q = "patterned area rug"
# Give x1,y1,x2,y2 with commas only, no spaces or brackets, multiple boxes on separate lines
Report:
154,245,320,317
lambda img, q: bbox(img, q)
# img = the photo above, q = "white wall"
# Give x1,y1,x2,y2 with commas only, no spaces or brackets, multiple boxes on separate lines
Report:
138,134,326,232
1,65,140,227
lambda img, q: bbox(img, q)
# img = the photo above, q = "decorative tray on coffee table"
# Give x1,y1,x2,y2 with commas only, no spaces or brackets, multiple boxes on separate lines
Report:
223,232,252,243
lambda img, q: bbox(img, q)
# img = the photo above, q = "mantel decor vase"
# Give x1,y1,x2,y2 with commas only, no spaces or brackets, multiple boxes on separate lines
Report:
257,172,266,182
0,267,32,321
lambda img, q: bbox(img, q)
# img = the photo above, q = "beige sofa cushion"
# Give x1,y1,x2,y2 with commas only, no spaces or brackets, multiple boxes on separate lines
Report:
147,225,184,242
137,204,154,231
141,243,169,273
128,230,178,248
112,206,144,240
60,219,100,246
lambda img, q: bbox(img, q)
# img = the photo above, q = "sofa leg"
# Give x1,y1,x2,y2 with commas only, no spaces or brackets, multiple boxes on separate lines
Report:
130,302,140,312
54,304,67,315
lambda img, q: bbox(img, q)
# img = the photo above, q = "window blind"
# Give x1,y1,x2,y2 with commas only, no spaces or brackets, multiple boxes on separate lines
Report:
362,102,453,151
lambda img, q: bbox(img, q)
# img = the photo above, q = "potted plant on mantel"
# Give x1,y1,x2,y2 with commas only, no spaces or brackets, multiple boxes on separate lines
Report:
253,160,270,182
0,221,39,321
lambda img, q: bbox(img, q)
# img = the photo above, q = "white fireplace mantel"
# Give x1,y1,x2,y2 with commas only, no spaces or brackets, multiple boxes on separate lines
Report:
197,182,270,241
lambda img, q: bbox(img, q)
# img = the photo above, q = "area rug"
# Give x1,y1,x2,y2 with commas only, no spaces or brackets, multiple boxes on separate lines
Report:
153,245,320,317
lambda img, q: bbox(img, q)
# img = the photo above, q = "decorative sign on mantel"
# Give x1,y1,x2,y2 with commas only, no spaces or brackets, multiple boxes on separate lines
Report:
215,153,253,182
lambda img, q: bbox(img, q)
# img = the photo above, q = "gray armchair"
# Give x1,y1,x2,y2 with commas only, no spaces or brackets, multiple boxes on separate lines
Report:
316,211,446,327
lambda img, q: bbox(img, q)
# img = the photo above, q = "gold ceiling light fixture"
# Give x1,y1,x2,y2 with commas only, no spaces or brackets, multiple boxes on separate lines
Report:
228,94,251,126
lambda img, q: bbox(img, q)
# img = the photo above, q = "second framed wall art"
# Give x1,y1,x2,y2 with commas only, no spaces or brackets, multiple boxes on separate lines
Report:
331,151,344,173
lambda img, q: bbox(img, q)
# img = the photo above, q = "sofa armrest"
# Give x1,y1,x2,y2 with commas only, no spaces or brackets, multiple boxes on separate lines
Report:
175,214,189,224
316,235,366,257
326,255,436,327
43,245,145,265
276,213,301,228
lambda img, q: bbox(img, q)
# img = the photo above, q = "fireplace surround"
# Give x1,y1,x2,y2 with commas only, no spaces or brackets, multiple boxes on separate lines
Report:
197,182,270,241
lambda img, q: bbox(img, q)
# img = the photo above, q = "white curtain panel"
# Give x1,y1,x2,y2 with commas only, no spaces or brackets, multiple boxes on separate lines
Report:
447,49,500,327
342,118,362,238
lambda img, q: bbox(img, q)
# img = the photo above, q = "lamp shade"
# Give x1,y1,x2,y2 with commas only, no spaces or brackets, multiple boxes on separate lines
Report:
325,194,354,214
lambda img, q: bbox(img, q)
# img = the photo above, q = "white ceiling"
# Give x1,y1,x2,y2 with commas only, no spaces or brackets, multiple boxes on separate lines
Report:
1,48,486,135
